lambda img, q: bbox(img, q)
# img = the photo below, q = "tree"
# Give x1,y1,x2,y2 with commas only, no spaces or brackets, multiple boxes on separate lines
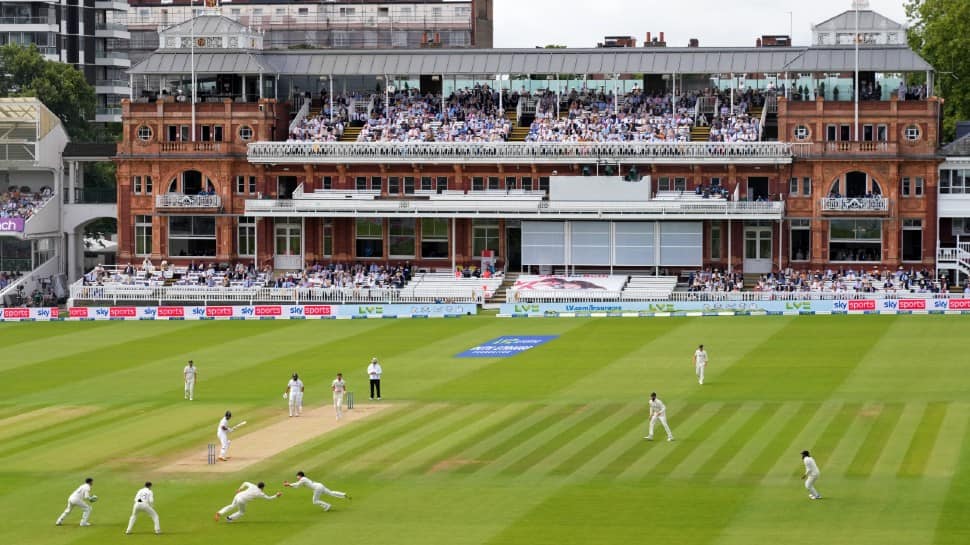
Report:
906,0,970,141
0,44,95,140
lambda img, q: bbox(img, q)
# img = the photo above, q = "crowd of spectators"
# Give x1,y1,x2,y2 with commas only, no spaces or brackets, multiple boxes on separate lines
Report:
526,88,697,143
704,88,763,143
686,269,746,292
82,260,269,288
0,270,22,290
1,186,54,220
753,267,946,293
278,262,413,289
356,85,510,143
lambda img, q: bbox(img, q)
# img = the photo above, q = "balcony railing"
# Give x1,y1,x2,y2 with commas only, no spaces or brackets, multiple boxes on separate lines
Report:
156,194,222,209
0,17,57,25
96,107,122,117
96,51,129,60
96,79,129,88
95,22,127,32
248,141,801,164
159,141,225,153
820,197,889,212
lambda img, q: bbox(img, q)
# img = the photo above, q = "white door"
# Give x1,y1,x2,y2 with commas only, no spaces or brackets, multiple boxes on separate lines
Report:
274,220,303,270
744,226,773,274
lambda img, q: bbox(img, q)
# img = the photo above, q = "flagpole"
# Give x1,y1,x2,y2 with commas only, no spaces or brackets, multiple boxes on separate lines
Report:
853,1,861,142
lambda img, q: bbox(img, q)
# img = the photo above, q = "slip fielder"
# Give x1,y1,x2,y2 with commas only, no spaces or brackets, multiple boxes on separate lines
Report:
125,481,160,535
214,481,282,522
802,450,822,500
55,477,95,527
284,471,350,511
645,392,675,442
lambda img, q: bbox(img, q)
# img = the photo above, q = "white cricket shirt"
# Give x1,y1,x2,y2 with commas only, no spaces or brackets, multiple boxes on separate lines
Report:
70,483,92,502
287,379,304,392
184,365,197,381
217,417,230,435
332,379,346,394
695,349,708,365
235,482,276,503
134,487,154,506
649,398,666,416
803,456,820,477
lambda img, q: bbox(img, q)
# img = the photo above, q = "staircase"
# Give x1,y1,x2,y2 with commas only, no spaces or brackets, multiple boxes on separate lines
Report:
690,125,711,141
938,243,970,277
340,125,362,142
489,272,521,305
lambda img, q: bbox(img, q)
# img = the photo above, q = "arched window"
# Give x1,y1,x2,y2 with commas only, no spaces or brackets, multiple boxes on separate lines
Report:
167,170,215,195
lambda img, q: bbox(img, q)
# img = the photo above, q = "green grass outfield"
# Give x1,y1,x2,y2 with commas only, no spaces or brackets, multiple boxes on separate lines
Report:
2,315,969,545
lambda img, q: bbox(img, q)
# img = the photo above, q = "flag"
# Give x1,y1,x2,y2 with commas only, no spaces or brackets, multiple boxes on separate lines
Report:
733,183,740,201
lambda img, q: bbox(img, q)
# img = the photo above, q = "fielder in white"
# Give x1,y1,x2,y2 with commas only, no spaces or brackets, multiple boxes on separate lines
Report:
332,373,346,420
183,360,198,400
801,450,822,500
125,481,160,535
217,410,233,461
284,471,350,511
693,344,708,385
214,481,281,522
55,477,96,527
285,373,305,417
645,392,674,442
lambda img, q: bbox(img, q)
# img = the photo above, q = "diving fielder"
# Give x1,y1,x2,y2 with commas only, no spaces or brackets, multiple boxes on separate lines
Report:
125,481,160,535
285,373,305,417
55,477,95,527
693,345,708,385
217,411,233,461
214,481,281,522
802,450,822,500
645,392,675,442
284,471,350,511
331,373,346,420
184,360,198,400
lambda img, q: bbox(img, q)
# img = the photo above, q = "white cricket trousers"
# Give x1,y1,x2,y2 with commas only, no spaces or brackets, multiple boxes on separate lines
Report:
333,393,344,419
696,364,705,384
218,497,248,521
56,498,91,525
185,379,195,400
218,431,230,458
289,392,303,416
126,502,160,534
805,475,820,498
311,483,347,510
649,414,674,439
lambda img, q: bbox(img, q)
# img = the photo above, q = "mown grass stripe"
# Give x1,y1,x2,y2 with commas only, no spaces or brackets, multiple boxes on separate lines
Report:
600,401,705,478
456,405,576,476
549,405,645,477
799,402,865,478
845,403,905,478
869,401,925,478
898,402,948,478
361,404,498,479
614,402,723,481
760,401,838,483
924,402,970,478
714,401,802,482
641,403,742,480
491,404,613,477
690,402,776,479
415,404,543,476
514,404,625,478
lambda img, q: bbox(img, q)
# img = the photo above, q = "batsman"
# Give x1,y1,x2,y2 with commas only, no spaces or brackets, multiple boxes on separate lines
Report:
216,411,247,461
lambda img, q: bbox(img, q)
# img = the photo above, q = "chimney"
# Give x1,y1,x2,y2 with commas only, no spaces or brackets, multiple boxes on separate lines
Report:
756,38,762,47
659,32,665,43
646,31,651,43
689,38,699,48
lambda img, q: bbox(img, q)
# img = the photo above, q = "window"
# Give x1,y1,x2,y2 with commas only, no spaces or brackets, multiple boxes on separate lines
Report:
877,125,888,142
136,125,152,142
658,177,671,191
355,218,383,258
133,175,143,194
472,177,484,191
915,177,924,196
403,176,415,194
370,176,382,191
420,176,432,191
539,177,550,192
902,219,922,262
902,177,911,196
297,7,308,16
505,176,517,190
135,215,152,256
472,219,499,257
710,177,721,188
942,169,970,194
388,176,400,194
235,175,246,193
378,7,389,16
794,125,809,140
488,176,500,190
436,176,448,191
521,176,533,191
790,219,810,261
339,7,355,16
389,218,416,257
840,124,851,141
710,223,721,259
826,125,837,142
234,175,256,194
356,176,366,191
904,125,921,142
863,124,873,142
238,125,253,141
421,218,449,259
237,217,255,256
168,216,216,257
674,177,687,191
829,219,881,262
789,177,798,195
802,178,812,196
274,219,300,257
322,219,333,257
901,177,923,197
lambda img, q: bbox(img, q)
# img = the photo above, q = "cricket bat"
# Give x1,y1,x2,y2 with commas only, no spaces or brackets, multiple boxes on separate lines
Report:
231,420,248,432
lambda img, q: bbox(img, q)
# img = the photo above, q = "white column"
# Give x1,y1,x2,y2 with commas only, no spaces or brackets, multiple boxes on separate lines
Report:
727,219,732,273
241,75,247,102
730,73,735,115
450,217,456,274
301,217,306,269
254,217,259,269
441,74,446,113
778,219,783,272
67,160,77,204
258,73,264,99
66,232,77,282
329,76,334,123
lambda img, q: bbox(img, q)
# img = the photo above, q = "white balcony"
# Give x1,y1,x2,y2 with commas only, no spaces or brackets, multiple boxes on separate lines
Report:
247,141,802,165
94,51,130,68
938,192,970,218
0,16,58,33
95,79,130,96
95,107,122,123
95,0,128,11
95,22,129,39
819,197,889,212
156,194,222,209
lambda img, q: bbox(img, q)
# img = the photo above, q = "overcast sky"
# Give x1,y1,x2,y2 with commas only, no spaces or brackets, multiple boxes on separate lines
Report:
492,0,908,48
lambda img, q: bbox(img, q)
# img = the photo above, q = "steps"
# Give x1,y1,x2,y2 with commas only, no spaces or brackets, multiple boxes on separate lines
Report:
340,125,362,142
690,125,711,141
490,272,521,304
506,112,531,142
